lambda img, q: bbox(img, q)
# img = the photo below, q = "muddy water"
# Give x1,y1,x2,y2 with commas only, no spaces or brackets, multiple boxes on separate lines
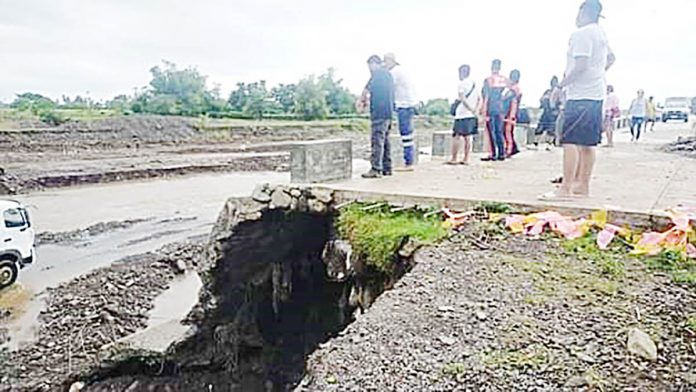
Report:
2,171,288,349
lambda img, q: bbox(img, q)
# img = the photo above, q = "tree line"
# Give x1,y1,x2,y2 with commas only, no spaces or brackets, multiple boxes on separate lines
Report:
7,61,453,124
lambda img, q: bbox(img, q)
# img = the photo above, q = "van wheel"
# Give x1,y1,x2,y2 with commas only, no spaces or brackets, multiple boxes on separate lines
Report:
0,260,18,289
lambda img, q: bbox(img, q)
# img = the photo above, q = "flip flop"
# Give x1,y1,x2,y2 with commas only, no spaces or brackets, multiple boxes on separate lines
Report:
445,161,459,165
537,191,574,201
459,161,469,166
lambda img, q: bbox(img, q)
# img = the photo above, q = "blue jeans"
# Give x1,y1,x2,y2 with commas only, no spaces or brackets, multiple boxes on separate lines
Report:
488,114,505,159
397,108,415,166
370,118,392,173
631,116,644,140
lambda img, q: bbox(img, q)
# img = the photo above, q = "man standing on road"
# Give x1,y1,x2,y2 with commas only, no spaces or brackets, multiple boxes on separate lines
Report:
384,53,418,171
357,55,395,179
645,96,657,132
541,0,615,200
449,64,480,165
629,89,647,141
481,59,509,161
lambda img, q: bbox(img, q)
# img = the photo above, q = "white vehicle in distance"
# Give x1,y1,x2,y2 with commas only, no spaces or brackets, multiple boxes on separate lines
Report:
0,200,35,289
662,97,690,123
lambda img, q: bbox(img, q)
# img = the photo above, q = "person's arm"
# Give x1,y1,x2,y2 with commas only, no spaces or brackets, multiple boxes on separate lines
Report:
560,57,589,89
606,46,616,71
458,84,475,113
356,79,372,112
560,30,593,89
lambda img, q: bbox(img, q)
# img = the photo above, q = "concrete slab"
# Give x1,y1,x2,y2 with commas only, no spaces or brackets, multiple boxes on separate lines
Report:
320,122,696,227
290,139,352,183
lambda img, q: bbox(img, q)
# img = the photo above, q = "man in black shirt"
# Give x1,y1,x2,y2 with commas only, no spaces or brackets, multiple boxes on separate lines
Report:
357,55,395,178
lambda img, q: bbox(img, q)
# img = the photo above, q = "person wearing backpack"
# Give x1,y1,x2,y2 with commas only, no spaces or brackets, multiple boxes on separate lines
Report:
449,64,480,165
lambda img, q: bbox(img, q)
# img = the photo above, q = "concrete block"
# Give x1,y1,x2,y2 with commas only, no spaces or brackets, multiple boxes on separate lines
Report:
431,131,451,157
514,125,528,149
526,125,537,145
389,134,419,167
291,139,352,183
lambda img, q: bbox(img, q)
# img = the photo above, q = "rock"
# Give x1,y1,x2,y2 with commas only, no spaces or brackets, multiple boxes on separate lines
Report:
307,198,327,214
270,189,292,209
310,188,333,204
564,375,588,388
251,184,272,203
290,188,302,198
627,327,658,361
398,238,421,258
438,336,457,346
475,311,487,321
68,382,85,392
174,259,187,274
322,240,352,282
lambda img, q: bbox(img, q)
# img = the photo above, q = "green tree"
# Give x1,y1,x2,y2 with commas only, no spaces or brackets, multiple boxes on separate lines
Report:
319,68,356,115
242,81,272,119
294,75,329,120
423,98,450,116
140,61,215,116
271,83,296,113
10,93,56,115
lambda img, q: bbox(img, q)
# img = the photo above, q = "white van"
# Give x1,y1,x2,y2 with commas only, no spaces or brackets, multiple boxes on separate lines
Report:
0,200,35,289
662,97,690,122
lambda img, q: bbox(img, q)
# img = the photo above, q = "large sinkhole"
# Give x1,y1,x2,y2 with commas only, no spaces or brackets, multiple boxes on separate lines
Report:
83,193,420,391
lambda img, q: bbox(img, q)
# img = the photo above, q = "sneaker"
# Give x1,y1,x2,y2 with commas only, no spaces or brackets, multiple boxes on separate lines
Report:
394,165,415,172
361,170,382,179
383,171,393,176
481,156,495,162
496,156,506,161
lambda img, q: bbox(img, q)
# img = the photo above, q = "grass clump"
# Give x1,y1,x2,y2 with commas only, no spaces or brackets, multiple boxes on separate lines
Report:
482,345,550,370
562,234,626,279
442,362,467,376
475,201,512,214
337,204,448,273
644,250,696,287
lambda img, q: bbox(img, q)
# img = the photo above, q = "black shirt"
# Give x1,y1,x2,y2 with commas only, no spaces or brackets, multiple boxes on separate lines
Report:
367,68,394,120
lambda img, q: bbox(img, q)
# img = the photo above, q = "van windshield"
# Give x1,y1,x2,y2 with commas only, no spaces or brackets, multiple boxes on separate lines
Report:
665,99,688,108
4,208,27,228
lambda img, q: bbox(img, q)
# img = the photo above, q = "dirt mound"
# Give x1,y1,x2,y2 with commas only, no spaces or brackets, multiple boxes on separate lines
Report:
0,115,200,152
664,136,696,158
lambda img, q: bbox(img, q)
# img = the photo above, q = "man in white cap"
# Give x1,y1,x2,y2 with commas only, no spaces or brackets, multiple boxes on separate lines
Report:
383,53,418,171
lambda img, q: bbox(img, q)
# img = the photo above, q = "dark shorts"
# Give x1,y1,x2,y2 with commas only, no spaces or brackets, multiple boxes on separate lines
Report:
561,100,603,146
453,118,478,136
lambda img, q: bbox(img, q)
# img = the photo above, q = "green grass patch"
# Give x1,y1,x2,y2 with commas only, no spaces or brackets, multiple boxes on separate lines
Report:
441,362,467,376
482,345,550,369
474,201,512,214
643,250,696,287
337,204,448,273
561,233,626,279
686,315,696,333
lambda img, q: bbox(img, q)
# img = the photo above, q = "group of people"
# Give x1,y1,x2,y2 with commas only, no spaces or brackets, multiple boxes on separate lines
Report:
356,53,418,178
450,60,523,165
358,0,614,201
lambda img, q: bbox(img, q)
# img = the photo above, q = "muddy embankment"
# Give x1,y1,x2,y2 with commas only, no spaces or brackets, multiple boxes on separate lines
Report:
54,185,416,391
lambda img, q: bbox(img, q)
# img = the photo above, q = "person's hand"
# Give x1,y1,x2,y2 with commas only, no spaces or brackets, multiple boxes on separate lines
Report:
355,99,366,113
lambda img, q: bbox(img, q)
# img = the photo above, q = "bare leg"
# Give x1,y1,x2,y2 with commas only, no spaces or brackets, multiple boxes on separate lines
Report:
462,136,471,163
559,144,580,196
573,146,596,196
606,125,614,146
450,136,461,163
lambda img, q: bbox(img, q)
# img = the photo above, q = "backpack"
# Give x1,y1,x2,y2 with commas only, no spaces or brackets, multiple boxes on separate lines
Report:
451,82,476,116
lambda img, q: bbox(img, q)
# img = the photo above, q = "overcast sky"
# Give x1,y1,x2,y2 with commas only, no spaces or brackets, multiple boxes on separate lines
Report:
1,0,694,108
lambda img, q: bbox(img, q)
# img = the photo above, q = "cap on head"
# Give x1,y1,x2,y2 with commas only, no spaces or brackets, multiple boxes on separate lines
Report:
383,52,399,66
581,0,603,20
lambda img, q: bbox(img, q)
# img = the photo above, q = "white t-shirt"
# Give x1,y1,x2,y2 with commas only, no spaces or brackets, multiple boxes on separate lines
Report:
629,97,647,117
390,65,418,108
455,78,479,119
564,23,612,101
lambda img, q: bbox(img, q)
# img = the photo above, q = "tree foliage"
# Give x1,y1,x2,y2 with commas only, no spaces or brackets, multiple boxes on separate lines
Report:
10,93,56,115
293,75,329,120
423,98,450,116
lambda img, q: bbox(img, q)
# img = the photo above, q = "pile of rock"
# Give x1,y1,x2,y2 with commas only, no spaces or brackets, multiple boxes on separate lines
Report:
664,136,696,157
